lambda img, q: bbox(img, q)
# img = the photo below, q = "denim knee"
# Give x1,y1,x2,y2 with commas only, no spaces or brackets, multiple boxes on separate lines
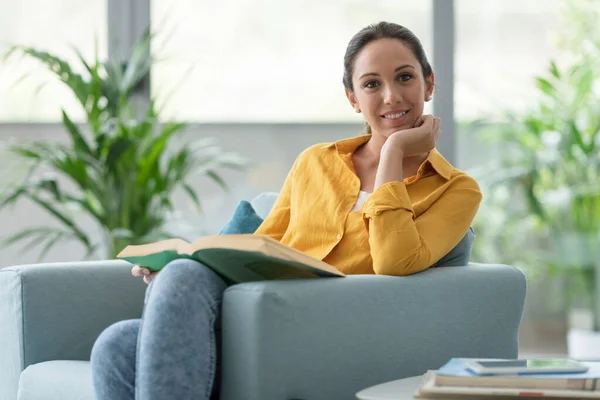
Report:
91,319,140,386
152,259,227,306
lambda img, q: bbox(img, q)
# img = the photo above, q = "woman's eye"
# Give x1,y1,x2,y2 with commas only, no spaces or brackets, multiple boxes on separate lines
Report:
364,80,379,89
398,74,412,82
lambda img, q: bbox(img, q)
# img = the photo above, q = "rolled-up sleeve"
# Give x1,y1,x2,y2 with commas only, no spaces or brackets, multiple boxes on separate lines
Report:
362,175,482,276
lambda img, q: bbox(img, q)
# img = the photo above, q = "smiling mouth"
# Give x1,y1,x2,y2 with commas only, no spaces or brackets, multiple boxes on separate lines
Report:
382,110,409,119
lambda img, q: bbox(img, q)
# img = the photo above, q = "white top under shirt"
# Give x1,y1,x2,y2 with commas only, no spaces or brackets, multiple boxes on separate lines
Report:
352,190,372,212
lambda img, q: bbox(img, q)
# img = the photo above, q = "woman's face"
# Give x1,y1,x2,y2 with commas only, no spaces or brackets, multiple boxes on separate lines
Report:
346,38,434,138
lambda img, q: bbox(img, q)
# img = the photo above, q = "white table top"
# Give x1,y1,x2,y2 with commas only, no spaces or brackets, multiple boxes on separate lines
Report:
355,375,423,400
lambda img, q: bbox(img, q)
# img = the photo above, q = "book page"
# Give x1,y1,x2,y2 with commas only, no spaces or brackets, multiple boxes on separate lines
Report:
117,238,190,258
185,234,263,253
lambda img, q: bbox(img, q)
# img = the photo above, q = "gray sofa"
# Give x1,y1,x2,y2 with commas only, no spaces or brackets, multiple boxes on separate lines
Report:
0,193,527,400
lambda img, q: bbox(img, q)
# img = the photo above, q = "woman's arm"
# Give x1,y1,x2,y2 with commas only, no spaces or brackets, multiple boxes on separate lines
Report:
362,176,482,276
364,116,481,275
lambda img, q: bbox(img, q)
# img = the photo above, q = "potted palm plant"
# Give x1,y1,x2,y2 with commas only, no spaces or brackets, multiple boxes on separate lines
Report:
472,0,600,358
0,30,245,260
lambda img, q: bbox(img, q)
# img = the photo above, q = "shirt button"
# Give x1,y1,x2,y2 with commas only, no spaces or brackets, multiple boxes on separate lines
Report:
336,234,341,239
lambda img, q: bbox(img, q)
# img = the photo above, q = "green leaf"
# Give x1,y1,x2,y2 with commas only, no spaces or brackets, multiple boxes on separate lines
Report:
105,137,134,168
575,65,594,98
521,174,547,221
93,133,108,158
70,44,94,76
61,110,92,155
165,149,193,184
32,81,50,98
9,71,35,90
2,45,20,62
102,59,124,115
79,46,105,131
136,121,186,186
84,244,100,260
14,142,56,159
11,47,90,108
38,178,61,200
4,227,59,246
37,231,75,261
523,115,544,138
206,170,229,191
549,60,561,79
10,146,42,160
25,191,92,248
182,183,202,214
569,120,589,156
535,77,556,97
120,28,152,94
82,190,105,220
0,186,28,209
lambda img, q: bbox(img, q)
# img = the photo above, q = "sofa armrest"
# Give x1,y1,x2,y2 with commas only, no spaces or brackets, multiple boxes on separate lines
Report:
0,260,146,400
220,263,526,400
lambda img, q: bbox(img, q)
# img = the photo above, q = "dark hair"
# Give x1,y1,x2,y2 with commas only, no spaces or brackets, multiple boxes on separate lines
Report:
342,22,433,133
343,21,433,91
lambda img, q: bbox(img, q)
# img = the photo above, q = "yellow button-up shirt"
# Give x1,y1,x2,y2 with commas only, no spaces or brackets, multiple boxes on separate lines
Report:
254,134,482,276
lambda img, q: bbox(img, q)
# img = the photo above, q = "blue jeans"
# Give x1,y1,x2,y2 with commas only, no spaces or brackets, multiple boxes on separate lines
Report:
90,259,228,400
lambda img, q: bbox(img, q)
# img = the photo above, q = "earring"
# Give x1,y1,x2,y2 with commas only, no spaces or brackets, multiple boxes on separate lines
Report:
354,106,361,113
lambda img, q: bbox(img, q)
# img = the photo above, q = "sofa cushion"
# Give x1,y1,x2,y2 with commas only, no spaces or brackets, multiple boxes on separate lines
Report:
432,227,476,268
249,192,279,220
19,360,93,400
219,200,264,235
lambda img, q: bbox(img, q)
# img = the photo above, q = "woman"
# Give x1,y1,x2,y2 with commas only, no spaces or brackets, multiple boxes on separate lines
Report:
91,21,482,400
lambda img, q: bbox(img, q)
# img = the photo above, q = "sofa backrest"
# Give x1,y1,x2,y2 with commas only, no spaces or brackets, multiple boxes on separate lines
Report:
250,192,279,220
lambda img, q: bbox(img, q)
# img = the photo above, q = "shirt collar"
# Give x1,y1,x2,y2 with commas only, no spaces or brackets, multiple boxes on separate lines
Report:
324,134,453,180
322,134,371,154
426,148,453,180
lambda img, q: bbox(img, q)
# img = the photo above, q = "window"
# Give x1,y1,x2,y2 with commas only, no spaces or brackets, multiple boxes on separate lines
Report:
0,1,107,122
151,0,432,122
455,0,563,121
455,0,566,267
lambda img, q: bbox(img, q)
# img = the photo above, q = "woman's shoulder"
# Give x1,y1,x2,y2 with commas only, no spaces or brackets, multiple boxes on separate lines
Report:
446,168,482,198
428,148,481,191
448,166,479,184
293,141,337,164
295,134,369,163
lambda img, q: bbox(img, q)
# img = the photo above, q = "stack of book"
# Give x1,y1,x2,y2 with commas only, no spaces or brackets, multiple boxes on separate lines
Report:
414,358,600,399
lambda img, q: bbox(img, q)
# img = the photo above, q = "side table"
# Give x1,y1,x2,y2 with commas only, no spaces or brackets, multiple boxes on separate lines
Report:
356,375,423,399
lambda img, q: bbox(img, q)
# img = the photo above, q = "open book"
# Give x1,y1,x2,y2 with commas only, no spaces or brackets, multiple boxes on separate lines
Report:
117,234,345,285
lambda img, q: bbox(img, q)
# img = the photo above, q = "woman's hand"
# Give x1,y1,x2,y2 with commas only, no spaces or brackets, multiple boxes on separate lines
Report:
383,114,441,158
373,115,441,190
131,265,159,285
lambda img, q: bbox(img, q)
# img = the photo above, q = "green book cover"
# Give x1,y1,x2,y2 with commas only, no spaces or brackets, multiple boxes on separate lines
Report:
118,240,345,285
